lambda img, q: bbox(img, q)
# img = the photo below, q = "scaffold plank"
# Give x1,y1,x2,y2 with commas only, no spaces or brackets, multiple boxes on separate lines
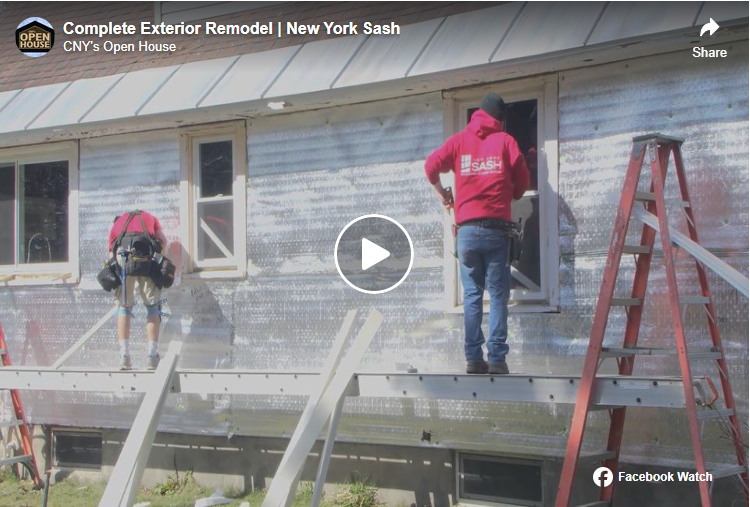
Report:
0,369,687,409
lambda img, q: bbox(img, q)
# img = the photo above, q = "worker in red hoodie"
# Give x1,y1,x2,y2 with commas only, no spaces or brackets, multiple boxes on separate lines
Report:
425,93,530,375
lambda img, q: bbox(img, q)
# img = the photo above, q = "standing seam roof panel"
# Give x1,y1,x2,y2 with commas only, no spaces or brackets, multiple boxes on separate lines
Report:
200,46,299,108
81,65,180,123
587,2,703,45
492,2,606,62
264,35,368,98
334,18,444,88
408,3,523,76
0,90,22,116
0,82,69,134
31,74,124,129
139,56,239,115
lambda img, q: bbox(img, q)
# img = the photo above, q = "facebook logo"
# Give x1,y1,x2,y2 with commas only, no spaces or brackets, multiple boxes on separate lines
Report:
593,466,614,488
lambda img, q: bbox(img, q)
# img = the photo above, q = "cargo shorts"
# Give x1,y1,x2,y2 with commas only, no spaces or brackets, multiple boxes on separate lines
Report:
114,257,161,307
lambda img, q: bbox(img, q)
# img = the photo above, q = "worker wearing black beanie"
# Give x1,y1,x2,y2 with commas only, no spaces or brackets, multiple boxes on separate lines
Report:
425,90,530,376
479,92,506,122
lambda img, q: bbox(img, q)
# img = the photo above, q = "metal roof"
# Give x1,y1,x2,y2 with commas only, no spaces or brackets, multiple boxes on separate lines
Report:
0,1,746,136
408,3,523,76
492,2,606,62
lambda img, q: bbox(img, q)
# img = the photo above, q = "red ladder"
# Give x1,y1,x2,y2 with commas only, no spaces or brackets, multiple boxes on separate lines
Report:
555,134,748,507
0,321,42,488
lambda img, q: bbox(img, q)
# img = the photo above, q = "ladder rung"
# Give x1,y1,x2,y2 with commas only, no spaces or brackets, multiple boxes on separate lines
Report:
0,419,21,427
689,350,723,360
575,502,609,507
635,191,690,208
611,298,642,307
680,296,710,305
580,451,616,463
696,408,735,421
600,347,722,359
623,245,651,254
708,465,746,480
601,347,673,357
0,454,32,466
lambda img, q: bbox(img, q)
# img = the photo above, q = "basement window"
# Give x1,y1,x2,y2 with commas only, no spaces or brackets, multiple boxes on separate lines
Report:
53,431,102,469
458,453,543,506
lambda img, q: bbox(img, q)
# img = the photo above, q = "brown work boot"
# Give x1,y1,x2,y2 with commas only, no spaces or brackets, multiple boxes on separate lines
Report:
466,360,489,374
489,361,509,375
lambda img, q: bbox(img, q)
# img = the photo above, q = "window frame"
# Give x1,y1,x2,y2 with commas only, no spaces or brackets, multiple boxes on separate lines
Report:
179,122,247,278
0,141,79,286
455,452,545,507
52,428,102,470
440,76,560,313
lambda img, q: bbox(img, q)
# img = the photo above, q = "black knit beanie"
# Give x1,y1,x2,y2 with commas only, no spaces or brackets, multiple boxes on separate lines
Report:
479,92,506,121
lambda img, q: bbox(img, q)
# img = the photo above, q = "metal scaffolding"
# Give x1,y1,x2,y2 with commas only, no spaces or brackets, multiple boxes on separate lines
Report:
0,308,714,507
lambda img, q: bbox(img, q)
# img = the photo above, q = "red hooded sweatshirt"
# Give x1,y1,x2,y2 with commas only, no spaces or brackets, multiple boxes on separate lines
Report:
425,109,530,225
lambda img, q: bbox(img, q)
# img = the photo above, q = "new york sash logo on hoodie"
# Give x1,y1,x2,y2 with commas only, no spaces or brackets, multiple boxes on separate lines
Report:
459,154,503,175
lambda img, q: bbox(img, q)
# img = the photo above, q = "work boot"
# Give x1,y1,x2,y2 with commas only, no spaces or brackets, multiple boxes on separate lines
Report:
489,361,509,375
147,353,161,370
466,360,489,374
119,354,132,371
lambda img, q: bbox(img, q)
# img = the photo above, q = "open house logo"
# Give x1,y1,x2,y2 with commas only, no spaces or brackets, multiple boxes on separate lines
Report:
16,17,55,57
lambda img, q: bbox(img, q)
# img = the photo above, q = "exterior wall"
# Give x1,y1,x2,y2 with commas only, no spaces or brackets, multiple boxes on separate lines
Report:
0,44,747,487
0,1,495,92
557,42,749,467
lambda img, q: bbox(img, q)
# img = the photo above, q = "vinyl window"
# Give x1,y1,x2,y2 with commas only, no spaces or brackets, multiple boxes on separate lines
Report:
0,142,79,285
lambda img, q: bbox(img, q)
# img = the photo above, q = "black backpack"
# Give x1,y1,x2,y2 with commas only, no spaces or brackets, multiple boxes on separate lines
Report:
112,211,158,277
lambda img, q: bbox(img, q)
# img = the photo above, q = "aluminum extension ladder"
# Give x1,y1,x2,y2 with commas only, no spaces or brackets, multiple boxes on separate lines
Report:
0,321,42,488
555,134,748,507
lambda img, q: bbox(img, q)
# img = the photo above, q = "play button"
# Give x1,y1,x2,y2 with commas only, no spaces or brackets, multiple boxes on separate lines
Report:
335,214,414,294
362,238,390,271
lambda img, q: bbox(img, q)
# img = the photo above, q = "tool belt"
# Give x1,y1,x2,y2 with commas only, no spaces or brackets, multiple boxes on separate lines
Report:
97,257,121,292
151,252,176,289
98,210,176,291
459,218,517,232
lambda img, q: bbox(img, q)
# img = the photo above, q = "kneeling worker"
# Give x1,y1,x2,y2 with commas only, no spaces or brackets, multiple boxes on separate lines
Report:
108,210,169,370
425,93,529,375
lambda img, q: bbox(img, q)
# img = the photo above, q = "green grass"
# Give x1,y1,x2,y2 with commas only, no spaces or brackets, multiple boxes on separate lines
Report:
0,470,384,507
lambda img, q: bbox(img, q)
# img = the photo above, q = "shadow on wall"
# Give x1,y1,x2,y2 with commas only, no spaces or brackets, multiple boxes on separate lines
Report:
160,279,234,370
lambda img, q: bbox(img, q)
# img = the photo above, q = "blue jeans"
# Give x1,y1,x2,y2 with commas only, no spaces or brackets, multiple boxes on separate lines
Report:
457,225,511,364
